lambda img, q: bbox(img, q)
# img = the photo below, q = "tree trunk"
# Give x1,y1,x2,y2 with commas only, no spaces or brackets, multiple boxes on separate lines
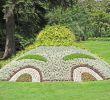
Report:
2,2,15,59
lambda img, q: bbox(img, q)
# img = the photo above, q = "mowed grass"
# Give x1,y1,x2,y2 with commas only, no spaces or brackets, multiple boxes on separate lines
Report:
0,81,110,100
80,41,110,64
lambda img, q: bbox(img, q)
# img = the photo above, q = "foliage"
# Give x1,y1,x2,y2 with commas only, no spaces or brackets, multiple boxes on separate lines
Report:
89,37,110,41
63,53,95,61
0,0,77,54
0,0,5,51
15,33,35,51
0,0,47,53
36,25,76,46
18,54,47,62
46,0,110,40
14,0,46,35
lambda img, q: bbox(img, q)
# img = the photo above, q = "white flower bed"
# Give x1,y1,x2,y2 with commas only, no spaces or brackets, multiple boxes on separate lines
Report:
0,46,110,82
9,68,41,82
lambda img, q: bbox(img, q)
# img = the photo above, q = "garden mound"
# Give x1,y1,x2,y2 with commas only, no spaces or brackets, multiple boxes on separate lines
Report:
0,46,110,82
0,25,110,82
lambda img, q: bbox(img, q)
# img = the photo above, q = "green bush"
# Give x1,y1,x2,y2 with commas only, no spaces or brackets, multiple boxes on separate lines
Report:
15,33,35,51
63,53,95,61
18,54,47,62
36,25,76,46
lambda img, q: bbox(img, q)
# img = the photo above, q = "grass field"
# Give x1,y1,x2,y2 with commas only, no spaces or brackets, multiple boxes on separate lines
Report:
80,41,110,64
0,81,110,100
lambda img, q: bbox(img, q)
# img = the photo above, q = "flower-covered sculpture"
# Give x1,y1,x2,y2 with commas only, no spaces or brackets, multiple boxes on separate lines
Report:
0,25,110,82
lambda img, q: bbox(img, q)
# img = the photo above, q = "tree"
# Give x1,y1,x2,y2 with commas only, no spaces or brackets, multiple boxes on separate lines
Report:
1,0,75,59
1,0,15,59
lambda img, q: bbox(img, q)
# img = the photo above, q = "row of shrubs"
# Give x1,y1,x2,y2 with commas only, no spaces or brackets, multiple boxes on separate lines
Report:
88,37,110,41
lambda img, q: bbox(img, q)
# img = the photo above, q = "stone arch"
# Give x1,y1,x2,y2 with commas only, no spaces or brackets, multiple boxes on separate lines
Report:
71,64,104,82
9,66,42,82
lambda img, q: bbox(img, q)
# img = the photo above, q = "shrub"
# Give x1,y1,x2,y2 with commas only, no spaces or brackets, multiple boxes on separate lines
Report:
15,33,35,51
63,53,95,61
18,54,47,62
36,25,76,46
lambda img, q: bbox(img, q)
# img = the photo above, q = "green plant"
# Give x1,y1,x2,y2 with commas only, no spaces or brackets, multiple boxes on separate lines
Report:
18,54,47,62
63,53,95,61
36,25,76,46
16,73,32,82
15,33,36,51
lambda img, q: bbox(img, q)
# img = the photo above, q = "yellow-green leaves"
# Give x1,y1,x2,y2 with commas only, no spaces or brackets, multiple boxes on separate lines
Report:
36,25,76,46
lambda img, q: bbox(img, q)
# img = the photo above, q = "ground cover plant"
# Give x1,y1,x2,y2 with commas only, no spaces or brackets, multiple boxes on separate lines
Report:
0,81,110,100
18,54,47,62
63,53,95,61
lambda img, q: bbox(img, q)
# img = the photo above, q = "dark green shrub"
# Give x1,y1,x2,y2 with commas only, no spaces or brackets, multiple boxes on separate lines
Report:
63,53,95,61
15,34,35,51
36,25,76,46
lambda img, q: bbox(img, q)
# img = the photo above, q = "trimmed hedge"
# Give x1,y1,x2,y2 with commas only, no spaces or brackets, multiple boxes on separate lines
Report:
89,38,110,41
18,54,47,62
36,25,76,46
63,53,95,61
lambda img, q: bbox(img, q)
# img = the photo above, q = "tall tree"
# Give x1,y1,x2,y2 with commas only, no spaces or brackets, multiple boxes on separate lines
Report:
2,0,15,59
1,0,76,59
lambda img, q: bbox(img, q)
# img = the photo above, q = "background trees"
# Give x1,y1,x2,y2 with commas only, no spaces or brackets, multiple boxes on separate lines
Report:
46,0,110,40
0,0,110,59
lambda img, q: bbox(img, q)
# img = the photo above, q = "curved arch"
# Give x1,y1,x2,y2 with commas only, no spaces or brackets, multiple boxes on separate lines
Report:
9,67,42,82
71,64,104,82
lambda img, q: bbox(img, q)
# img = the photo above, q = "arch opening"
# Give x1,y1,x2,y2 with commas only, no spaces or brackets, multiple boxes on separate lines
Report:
72,66,103,82
81,72,97,81
16,73,32,82
9,68,41,82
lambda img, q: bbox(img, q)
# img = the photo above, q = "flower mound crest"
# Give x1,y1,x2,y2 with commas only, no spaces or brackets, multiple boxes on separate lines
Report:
36,25,75,46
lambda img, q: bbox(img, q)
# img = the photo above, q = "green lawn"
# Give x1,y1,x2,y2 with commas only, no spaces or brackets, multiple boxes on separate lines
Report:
0,81,110,100
0,41,110,100
80,41,110,64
